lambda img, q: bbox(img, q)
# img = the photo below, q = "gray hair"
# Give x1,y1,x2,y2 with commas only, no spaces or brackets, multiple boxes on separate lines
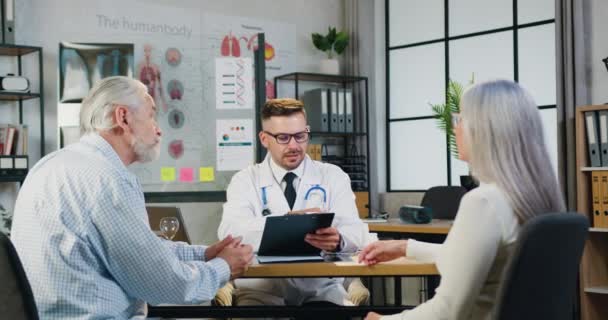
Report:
460,79,565,224
79,76,150,135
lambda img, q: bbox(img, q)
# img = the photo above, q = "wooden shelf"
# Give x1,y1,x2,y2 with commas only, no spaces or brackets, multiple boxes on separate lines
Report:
0,44,41,56
310,131,367,137
582,167,608,171
585,287,608,294
0,173,27,183
275,72,367,84
0,92,41,101
577,105,608,320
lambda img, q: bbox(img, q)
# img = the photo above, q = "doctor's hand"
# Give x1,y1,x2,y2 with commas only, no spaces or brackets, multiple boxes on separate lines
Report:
204,235,241,261
364,312,382,320
216,241,254,280
287,207,321,215
358,240,408,265
305,227,341,252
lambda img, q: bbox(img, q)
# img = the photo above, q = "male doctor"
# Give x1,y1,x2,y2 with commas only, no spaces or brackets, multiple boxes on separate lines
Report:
218,98,369,309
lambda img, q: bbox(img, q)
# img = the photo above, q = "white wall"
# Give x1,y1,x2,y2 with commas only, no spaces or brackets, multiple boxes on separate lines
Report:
589,0,608,105
1,0,344,244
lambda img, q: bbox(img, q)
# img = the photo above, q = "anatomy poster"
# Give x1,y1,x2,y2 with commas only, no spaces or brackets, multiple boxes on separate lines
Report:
16,0,295,192
216,119,254,171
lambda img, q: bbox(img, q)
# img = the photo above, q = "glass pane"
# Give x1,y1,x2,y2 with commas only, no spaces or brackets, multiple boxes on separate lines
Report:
389,119,447,190
450,31,514,86
518,24,556,106
540,108,558,177
389,43,445,119
449,0,512,36
389,0,444,46
451,156,470,187
518,0,555,25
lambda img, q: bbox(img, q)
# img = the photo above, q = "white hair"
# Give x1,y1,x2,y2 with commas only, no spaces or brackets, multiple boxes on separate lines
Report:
460,79,565,223
79,76,150,135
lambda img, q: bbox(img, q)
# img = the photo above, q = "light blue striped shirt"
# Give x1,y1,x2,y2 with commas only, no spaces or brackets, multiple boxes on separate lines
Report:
11,133,230,319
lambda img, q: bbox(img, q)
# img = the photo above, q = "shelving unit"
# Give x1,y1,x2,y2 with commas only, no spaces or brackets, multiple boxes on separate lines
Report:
575,105,608,320
273,72,371,218
0,44,45,183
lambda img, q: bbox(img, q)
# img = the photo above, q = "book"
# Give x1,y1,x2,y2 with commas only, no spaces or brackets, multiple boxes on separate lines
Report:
3,126,16,155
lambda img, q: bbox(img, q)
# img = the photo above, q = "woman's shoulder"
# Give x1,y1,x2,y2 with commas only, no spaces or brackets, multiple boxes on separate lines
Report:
464,182,508,204
460,182,518,235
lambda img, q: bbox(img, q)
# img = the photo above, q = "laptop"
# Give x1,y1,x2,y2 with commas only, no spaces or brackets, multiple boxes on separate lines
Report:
257,213,334,263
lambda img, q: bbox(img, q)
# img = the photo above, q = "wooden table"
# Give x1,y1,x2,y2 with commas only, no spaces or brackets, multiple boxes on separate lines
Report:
366,218,453,235
242,256,438,278
148,257,438,318
365,218,453,304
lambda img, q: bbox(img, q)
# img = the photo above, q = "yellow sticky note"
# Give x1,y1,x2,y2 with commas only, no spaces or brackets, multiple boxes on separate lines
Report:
161,167,176,181
200,167,215,182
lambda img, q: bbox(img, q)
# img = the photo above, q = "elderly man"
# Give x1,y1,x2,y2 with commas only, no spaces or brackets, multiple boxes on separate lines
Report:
11,76,253,319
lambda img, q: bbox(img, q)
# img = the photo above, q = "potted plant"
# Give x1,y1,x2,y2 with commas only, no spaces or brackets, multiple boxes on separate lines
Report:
429,77,478,190
312,27,349,75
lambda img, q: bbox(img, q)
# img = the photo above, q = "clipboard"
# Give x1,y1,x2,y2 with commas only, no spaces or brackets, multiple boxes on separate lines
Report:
257,213,334,263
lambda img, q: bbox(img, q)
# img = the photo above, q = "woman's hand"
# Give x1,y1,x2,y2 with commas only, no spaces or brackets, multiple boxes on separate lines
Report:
365,311,382,320
358,240,407,265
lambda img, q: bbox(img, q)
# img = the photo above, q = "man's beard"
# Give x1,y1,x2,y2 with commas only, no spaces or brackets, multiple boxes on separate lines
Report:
131,136,160,163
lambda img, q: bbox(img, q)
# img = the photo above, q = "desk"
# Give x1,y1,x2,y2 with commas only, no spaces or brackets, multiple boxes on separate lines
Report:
367,218,452,235
366,219,452,304
242,256,437,278
148,257,438,318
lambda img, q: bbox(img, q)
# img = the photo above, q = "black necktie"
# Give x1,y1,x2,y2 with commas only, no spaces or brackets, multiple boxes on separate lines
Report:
283,172,297,210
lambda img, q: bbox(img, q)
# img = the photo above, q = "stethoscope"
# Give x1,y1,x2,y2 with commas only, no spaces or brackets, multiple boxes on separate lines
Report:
261,184,327,216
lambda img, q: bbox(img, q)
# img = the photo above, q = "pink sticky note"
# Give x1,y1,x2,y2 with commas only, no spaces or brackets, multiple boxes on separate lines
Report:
179,168,194,182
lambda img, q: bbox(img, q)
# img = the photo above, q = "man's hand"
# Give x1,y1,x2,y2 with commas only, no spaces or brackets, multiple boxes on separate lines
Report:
287,207,321,215
364,312,382,320
216,240,254,280
204,235,241,261
358,240,407,265
305,227,341,252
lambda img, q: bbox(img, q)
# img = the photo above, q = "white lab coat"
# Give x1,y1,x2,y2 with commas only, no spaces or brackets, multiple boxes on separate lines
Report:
218,154,370,305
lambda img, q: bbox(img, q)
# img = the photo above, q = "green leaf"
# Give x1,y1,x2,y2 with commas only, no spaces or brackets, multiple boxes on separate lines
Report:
327,27,337,45
333,32,349,55
312,33,330,52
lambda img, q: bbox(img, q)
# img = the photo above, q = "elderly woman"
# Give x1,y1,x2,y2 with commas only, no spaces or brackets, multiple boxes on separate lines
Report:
361,79,565,320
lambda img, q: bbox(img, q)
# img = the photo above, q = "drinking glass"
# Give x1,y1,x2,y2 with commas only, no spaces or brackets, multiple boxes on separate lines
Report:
159,217,180,240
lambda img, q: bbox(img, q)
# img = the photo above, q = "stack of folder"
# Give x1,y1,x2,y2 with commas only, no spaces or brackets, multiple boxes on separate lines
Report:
591,171,608,228
585,110,608,167
300,88,355,133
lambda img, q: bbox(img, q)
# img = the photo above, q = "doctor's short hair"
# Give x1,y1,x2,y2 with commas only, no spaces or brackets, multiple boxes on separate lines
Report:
79,76,150,135
261,98,307,121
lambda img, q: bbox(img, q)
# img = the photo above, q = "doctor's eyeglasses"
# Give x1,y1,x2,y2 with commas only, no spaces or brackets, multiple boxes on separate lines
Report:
264,130,310,144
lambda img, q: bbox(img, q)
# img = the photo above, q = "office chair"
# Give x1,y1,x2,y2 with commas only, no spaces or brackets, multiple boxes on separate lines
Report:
0,233,39,320
492,212,589,320
420,186,467,220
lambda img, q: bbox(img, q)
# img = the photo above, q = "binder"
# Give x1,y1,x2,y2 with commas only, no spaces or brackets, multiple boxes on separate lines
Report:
592,171,602,227
329,89,339,132
585,111,602,167
344,89,354,132
602,171,608,228
301,88,329,132
306,144,322,161
338,89,346,132
599,111,608,166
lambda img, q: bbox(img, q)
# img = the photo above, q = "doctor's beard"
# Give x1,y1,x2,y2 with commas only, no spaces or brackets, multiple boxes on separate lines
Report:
131,135,161,163
281,147,304,170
